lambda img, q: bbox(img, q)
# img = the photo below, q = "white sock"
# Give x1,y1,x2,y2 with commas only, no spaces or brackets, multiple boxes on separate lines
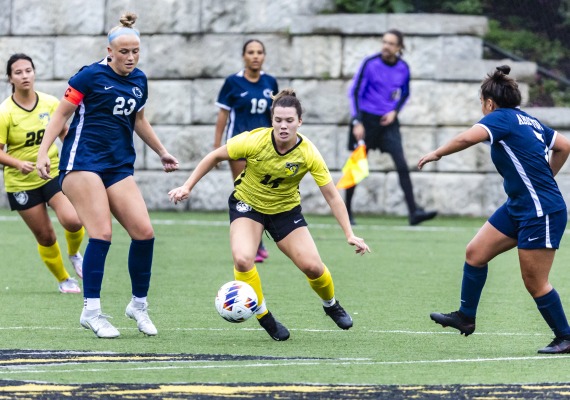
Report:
133,296,147,305
322,297,336,308
84,298,101,311
255,300,267,315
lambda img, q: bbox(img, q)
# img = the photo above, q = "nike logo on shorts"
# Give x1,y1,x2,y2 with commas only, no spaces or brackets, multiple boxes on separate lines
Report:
294,219,303,224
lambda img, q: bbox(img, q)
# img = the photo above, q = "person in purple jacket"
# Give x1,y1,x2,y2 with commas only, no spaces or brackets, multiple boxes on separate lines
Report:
346,29,436,226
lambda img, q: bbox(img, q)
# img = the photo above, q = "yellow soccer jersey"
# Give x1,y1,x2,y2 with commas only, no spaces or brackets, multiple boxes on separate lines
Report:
227,127,332,214
0,92,60,192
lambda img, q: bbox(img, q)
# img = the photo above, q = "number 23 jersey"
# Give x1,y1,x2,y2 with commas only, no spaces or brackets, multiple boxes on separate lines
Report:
60,58,148,173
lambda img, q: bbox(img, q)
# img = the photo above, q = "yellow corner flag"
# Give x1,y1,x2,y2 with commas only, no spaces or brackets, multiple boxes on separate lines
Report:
336,141,369,189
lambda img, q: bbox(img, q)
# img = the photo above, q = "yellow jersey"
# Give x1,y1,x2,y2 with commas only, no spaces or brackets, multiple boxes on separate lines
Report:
0,92,60,192
227,127,332,214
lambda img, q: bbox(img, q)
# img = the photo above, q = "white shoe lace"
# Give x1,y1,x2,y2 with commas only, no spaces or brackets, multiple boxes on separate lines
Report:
81,311,120,338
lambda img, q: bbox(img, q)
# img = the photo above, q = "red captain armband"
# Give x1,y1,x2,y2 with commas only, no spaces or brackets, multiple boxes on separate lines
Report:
63,86,84,105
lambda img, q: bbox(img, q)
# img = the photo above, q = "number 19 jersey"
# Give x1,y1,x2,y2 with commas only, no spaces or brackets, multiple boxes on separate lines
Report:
60,58,148,173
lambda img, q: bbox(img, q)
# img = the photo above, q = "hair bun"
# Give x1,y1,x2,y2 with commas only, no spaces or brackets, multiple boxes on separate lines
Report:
496,65,511,75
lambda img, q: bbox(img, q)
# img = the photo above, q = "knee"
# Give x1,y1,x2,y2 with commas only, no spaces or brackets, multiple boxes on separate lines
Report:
465,243,487,266
234,254,255,270
36,231,57,247
301,262,324,280
521,272,550,297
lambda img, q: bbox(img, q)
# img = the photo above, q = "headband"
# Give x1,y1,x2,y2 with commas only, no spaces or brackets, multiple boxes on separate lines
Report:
108,27,140,44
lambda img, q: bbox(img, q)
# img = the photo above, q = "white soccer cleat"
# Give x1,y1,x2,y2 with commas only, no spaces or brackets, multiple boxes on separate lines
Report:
58,277,81,294
80,308,120,338
68,253,83,279
125,300,158,336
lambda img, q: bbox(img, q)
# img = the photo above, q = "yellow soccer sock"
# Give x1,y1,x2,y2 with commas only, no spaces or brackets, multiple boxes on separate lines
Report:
308,265,335,303
38,242,70,283
234,266,268,318
64,227,85,255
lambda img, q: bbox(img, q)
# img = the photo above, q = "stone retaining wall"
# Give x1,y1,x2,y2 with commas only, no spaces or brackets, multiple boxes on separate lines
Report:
1,0,569,217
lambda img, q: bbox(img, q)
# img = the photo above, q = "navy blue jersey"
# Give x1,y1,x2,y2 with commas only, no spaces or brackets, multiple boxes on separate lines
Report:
477,108,565,219
215,70,278,140
60,58,148,173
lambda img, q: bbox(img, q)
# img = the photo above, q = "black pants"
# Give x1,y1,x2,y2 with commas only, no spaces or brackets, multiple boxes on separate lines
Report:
346,111,416,216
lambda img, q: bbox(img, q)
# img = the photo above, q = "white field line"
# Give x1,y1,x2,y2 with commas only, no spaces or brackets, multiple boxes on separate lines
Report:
0,325,552,337
2,354,570,376
0,215,477,232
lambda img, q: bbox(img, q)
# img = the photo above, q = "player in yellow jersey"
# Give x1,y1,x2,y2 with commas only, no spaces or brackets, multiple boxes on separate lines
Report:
0,54,84,293
169,88,371,341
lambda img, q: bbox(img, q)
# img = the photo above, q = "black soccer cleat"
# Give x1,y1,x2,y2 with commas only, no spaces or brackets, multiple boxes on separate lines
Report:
324,301,353,330
538,337,570,354
409,209,437,226
258,311,290,341
430,310,475,336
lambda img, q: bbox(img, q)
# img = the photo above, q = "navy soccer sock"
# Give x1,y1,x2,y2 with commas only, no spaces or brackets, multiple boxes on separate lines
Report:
458,262,488,318
535,289,570,338
83,238,111,298
128,238,155,298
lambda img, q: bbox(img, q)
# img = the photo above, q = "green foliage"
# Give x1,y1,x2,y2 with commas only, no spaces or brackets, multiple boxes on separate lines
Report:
333,0,413,13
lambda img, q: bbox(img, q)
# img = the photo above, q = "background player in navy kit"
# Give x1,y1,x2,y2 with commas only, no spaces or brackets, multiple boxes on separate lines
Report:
214,39,278,263
36,12,179,339
0,53,84,294
346,29,436,226
170,89,370,341
419,66,570,354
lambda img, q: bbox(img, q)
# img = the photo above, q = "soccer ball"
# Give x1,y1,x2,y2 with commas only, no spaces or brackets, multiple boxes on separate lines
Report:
215,280,258,323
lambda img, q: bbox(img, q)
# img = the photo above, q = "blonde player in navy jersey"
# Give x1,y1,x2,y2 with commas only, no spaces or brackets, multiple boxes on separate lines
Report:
419,66,570,354
36,12,179,339
170,88,370,341
0,53,84,294
214,39,279,263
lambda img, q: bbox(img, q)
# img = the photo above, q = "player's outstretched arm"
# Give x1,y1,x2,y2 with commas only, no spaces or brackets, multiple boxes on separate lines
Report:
168,146,231,204
319,181,371,255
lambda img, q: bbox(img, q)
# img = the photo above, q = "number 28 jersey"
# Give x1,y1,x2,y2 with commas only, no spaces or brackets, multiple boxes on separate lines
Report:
0,92,60,191
59,58,148,173
227,128,332,214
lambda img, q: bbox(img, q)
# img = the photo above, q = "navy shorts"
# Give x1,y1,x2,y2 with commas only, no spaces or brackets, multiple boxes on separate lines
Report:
59,170,132,189
348,111,404,154
488,203,567,249
228,193,308,242
7,178,61,211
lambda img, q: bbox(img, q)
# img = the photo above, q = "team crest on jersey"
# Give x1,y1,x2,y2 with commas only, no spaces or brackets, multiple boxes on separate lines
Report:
13,191,29,205
236,201,252,213
132,87,143,98
38,112,50,124
284,162,300,177
263,88,273,98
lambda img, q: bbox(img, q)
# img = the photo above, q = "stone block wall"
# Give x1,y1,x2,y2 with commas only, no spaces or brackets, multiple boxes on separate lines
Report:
1,0,569,217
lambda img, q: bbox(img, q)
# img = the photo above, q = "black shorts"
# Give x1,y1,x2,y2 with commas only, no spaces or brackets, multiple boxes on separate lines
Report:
228,193,308,242
348,111,404,154
7,178,61,211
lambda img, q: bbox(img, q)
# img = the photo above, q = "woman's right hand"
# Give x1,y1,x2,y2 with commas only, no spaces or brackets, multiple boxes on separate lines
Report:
36,154,51,180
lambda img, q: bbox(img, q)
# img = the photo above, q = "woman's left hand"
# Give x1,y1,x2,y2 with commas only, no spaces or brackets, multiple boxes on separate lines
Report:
348,235,371,255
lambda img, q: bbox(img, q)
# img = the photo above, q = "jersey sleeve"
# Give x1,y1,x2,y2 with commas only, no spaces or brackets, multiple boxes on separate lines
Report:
215,77,234,110
307,141,332,186
0,103,10,144
68,65,93,97
478,111,512,143
226,129,252,160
